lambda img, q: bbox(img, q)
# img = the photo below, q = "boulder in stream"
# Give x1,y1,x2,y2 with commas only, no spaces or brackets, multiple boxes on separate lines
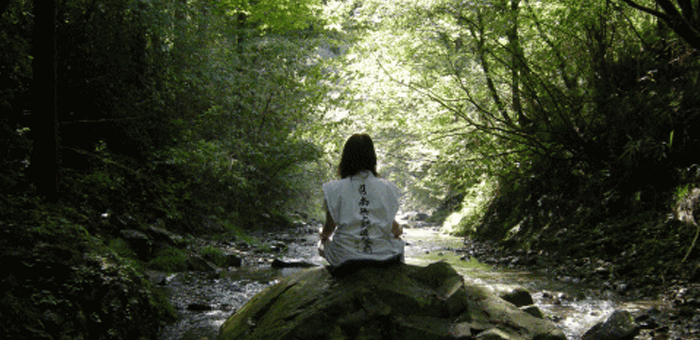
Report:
581,310,639,340
270,258,318,269
499,287,535,307
120,229,152,259
218,261,566,340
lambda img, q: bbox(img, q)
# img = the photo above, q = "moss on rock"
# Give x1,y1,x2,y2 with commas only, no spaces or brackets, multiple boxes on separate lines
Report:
218,262,566,340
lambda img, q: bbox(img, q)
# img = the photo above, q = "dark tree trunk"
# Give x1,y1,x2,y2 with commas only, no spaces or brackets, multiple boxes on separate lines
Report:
30,0,60,200
0,0,10,17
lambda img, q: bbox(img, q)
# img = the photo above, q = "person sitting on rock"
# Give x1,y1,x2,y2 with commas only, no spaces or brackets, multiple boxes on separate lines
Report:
318,133,404,275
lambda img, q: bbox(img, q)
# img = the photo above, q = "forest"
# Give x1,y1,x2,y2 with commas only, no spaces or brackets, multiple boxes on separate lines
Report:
2,0,700,338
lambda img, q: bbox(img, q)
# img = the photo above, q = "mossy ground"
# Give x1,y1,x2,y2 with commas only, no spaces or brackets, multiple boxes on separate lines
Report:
0,197,177,340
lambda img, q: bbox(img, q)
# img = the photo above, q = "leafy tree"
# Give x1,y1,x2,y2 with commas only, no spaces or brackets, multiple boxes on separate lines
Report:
220,0,323,32
316,0,700,271
1,0,331,337
621,0,700,49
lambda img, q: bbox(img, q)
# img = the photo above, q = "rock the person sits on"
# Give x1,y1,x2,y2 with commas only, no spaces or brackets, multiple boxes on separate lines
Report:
218,262,566,340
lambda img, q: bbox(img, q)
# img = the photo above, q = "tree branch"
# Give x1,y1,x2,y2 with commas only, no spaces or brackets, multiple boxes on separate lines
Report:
619,0,670,19
621,0,700,49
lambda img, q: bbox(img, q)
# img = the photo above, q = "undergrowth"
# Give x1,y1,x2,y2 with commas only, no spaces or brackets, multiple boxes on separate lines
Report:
0,196,176,340
449,157,700,285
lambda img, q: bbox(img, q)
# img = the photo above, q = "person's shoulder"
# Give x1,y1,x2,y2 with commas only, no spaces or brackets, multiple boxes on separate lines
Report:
323,178,348,191
375,177,399,191
374,175,395,185
324,177,348,185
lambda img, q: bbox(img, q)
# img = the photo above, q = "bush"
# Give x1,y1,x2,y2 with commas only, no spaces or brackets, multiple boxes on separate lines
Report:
200,245,227,267
109,237,137,259
0,199,175,340
148,247,189,272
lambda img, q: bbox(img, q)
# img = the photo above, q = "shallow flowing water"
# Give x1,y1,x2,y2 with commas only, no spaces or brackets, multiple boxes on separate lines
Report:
157,225,669,340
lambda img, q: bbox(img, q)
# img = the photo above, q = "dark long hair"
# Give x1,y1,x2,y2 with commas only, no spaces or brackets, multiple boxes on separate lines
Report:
338,134,378,178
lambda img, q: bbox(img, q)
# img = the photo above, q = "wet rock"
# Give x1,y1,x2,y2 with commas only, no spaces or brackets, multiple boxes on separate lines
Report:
582,310,640,340
402,211,429,222
120,229,152,259
556,292,574,302
219,262,566,340
225,254,243,268
187,255,217,272
236,242,252,251
270,259,318,269
156,273,178,286
635,308,664,330
187,303,213,311
594,266,611,277
499,287,534,307
520,305,544,319
271,241,287,251
146,226,186,247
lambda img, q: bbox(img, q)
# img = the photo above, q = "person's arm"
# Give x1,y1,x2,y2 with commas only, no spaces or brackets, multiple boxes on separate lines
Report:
392,220,403,238
320,201,336,243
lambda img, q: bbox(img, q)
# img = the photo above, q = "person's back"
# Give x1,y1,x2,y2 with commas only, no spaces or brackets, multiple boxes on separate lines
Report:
322,170,403,267
318,134,404,272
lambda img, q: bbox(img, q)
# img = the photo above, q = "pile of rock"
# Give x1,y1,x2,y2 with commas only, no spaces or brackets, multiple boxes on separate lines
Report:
219,262,566,340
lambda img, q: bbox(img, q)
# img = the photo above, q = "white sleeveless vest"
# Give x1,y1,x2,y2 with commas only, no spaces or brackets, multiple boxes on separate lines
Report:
321,171,404,267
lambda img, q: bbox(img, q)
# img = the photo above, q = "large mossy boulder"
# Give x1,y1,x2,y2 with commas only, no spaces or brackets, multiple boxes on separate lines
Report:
219,262,566,340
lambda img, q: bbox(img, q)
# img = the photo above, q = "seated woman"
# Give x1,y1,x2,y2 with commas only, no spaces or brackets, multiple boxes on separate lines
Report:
318,133,404,276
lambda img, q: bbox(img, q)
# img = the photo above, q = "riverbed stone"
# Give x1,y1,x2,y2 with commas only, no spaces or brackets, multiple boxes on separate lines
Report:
582,310,639,340
146,225,186,247
520,305,544,318
120,229,152,259
187,254,217,272
218,261,566,340
499,287,534,307
270,258,318,269
225,253,243,268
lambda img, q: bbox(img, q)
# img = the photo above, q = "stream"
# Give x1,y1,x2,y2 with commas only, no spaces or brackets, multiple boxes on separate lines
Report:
156,221,670,340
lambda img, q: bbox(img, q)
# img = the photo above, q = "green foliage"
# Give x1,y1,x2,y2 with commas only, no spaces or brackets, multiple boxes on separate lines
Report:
313,0,700,281
0,197,175,340
109,238,138,259
200,245,227,267
220,0,323,32
442,176,496,235
4,0,700,335
149,247,189,272
0,0,335,338
159,5,329,225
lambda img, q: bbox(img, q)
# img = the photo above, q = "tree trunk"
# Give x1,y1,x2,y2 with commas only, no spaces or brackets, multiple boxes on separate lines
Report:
0,0,10,17
30,0,60,200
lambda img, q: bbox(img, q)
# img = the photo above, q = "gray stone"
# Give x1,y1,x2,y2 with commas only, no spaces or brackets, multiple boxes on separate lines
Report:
187,255,217,272
218,262,566,340
520,305,544,318
120,229,152,259
146,226,186,247
475,328,513,340
270,258,318,269
499,287,534,307
582,310,639,340
225,254,243,268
